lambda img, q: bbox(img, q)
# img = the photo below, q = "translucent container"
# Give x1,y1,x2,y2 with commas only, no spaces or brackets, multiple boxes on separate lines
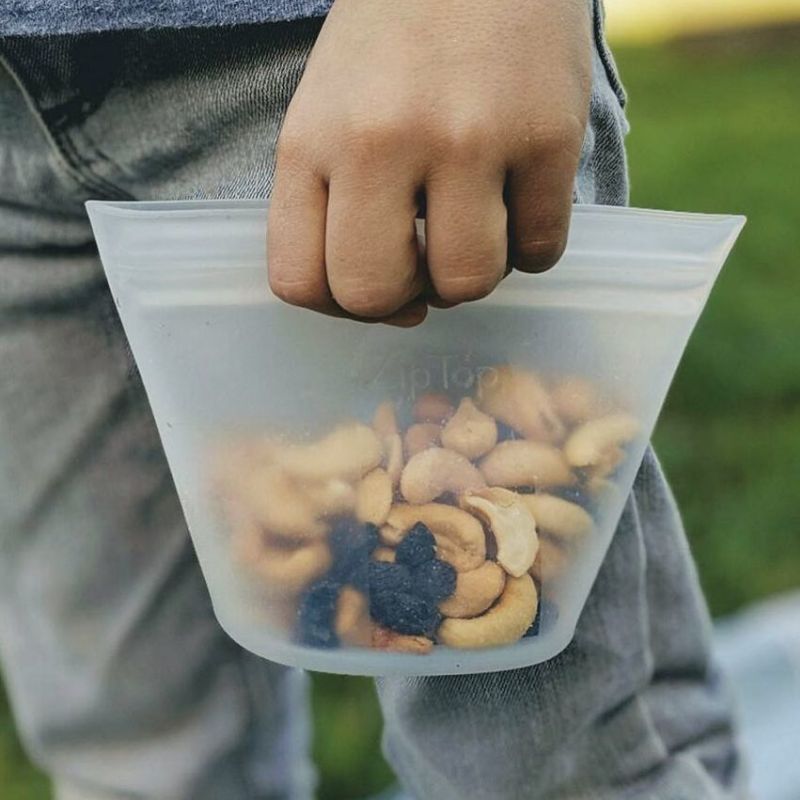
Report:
86,201,744,676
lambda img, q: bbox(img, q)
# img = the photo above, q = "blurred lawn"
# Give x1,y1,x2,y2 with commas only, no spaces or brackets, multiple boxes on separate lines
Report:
618,41,800,617
2,37,799,800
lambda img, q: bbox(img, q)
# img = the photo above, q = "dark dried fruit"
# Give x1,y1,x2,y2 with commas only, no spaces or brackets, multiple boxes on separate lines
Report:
395,522,436,567
412,558,456,603
370,591,441,636
524,597,559,638
296,579,340,648
330,519,380,590
330,519,380,561
368,561,413,596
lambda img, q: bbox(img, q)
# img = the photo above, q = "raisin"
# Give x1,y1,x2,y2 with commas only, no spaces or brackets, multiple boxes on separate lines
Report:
370,591,441,637
330,519,380,560
395,522,436,567
295,579,340,648
344,561,370,594
368,561,413,596
330,519,380,589
524,598,559,638
361,523,381,553
413,558,456,603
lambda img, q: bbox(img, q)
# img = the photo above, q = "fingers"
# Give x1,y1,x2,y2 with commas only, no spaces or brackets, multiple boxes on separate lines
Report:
269,151,427,325
425,164,508,304
506,122,583,274
325,165,425,318
269,115,584,323
382,299,429,327
268,169,335,313
321,297,429,327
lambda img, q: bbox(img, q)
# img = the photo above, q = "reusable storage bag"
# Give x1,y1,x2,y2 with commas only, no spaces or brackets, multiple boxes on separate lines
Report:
86,201,744,676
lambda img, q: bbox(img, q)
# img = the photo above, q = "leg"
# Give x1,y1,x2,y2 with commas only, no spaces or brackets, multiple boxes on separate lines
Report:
378,453,746,799
376,6,749,798
0,23,322,799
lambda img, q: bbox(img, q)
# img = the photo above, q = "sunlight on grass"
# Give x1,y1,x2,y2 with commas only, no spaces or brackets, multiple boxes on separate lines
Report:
605,0,800,43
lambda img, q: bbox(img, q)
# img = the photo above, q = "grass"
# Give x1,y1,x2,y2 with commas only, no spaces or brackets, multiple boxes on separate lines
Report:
2,37,799,800
0,692,50,800
624,40,800,616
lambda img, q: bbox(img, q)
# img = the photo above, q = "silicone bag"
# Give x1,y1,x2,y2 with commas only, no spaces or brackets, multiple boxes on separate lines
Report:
86,201,744,676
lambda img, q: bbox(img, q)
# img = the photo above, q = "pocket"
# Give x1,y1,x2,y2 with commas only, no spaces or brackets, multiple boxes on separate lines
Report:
0,39,132,200
592,0,627,108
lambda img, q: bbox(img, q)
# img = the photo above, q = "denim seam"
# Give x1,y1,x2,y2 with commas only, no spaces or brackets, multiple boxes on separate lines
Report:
0,50,131,201
593,0,627,108
50,123,133,201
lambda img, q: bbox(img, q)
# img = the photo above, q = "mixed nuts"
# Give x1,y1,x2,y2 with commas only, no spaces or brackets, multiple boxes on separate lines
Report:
213,365,639,653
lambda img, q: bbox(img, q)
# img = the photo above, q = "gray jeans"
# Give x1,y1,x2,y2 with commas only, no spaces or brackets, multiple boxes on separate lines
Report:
0,12,747,800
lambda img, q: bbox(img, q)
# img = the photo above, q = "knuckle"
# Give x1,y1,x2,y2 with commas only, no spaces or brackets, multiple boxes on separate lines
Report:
275,126,309,167
431,119,489,160
537,112,586,156
343,113,409,160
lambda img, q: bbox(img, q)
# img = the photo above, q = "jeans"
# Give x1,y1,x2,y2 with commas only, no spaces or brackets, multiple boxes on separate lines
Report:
0,10,748,800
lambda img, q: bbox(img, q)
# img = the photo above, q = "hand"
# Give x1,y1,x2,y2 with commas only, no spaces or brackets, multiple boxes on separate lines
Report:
268,0,592,326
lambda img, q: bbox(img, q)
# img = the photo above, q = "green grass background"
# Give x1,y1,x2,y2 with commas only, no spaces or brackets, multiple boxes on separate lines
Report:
2,38,799,800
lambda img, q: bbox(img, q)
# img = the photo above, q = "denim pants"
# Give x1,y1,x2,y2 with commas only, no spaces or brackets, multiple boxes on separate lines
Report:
0,10,748,800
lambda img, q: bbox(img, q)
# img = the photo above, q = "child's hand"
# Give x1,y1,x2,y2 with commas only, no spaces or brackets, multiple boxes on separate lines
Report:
268,0,592,325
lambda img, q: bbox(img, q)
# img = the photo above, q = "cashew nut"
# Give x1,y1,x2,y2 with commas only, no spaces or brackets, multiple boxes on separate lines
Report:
304,478,357,517
277,423,383,482
372,625,433,654
384,433,404,487
372,546,396,563
404,423,442,457
479,440,575,490
595,445,625,479
237,465,327,541
564,413,640,471
211,438,273,495
235,522,332,594
441,398,498,460
438,574,538,649
476,365,565,443
461,488,539,577
519,493,592,544
401,447,486,505
335,586,374,647
355,468,393,525
529,536,570,584
549,376,607,425
382,503,486,571
439,561,506,618
372,401,399,437
413,392,455,424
